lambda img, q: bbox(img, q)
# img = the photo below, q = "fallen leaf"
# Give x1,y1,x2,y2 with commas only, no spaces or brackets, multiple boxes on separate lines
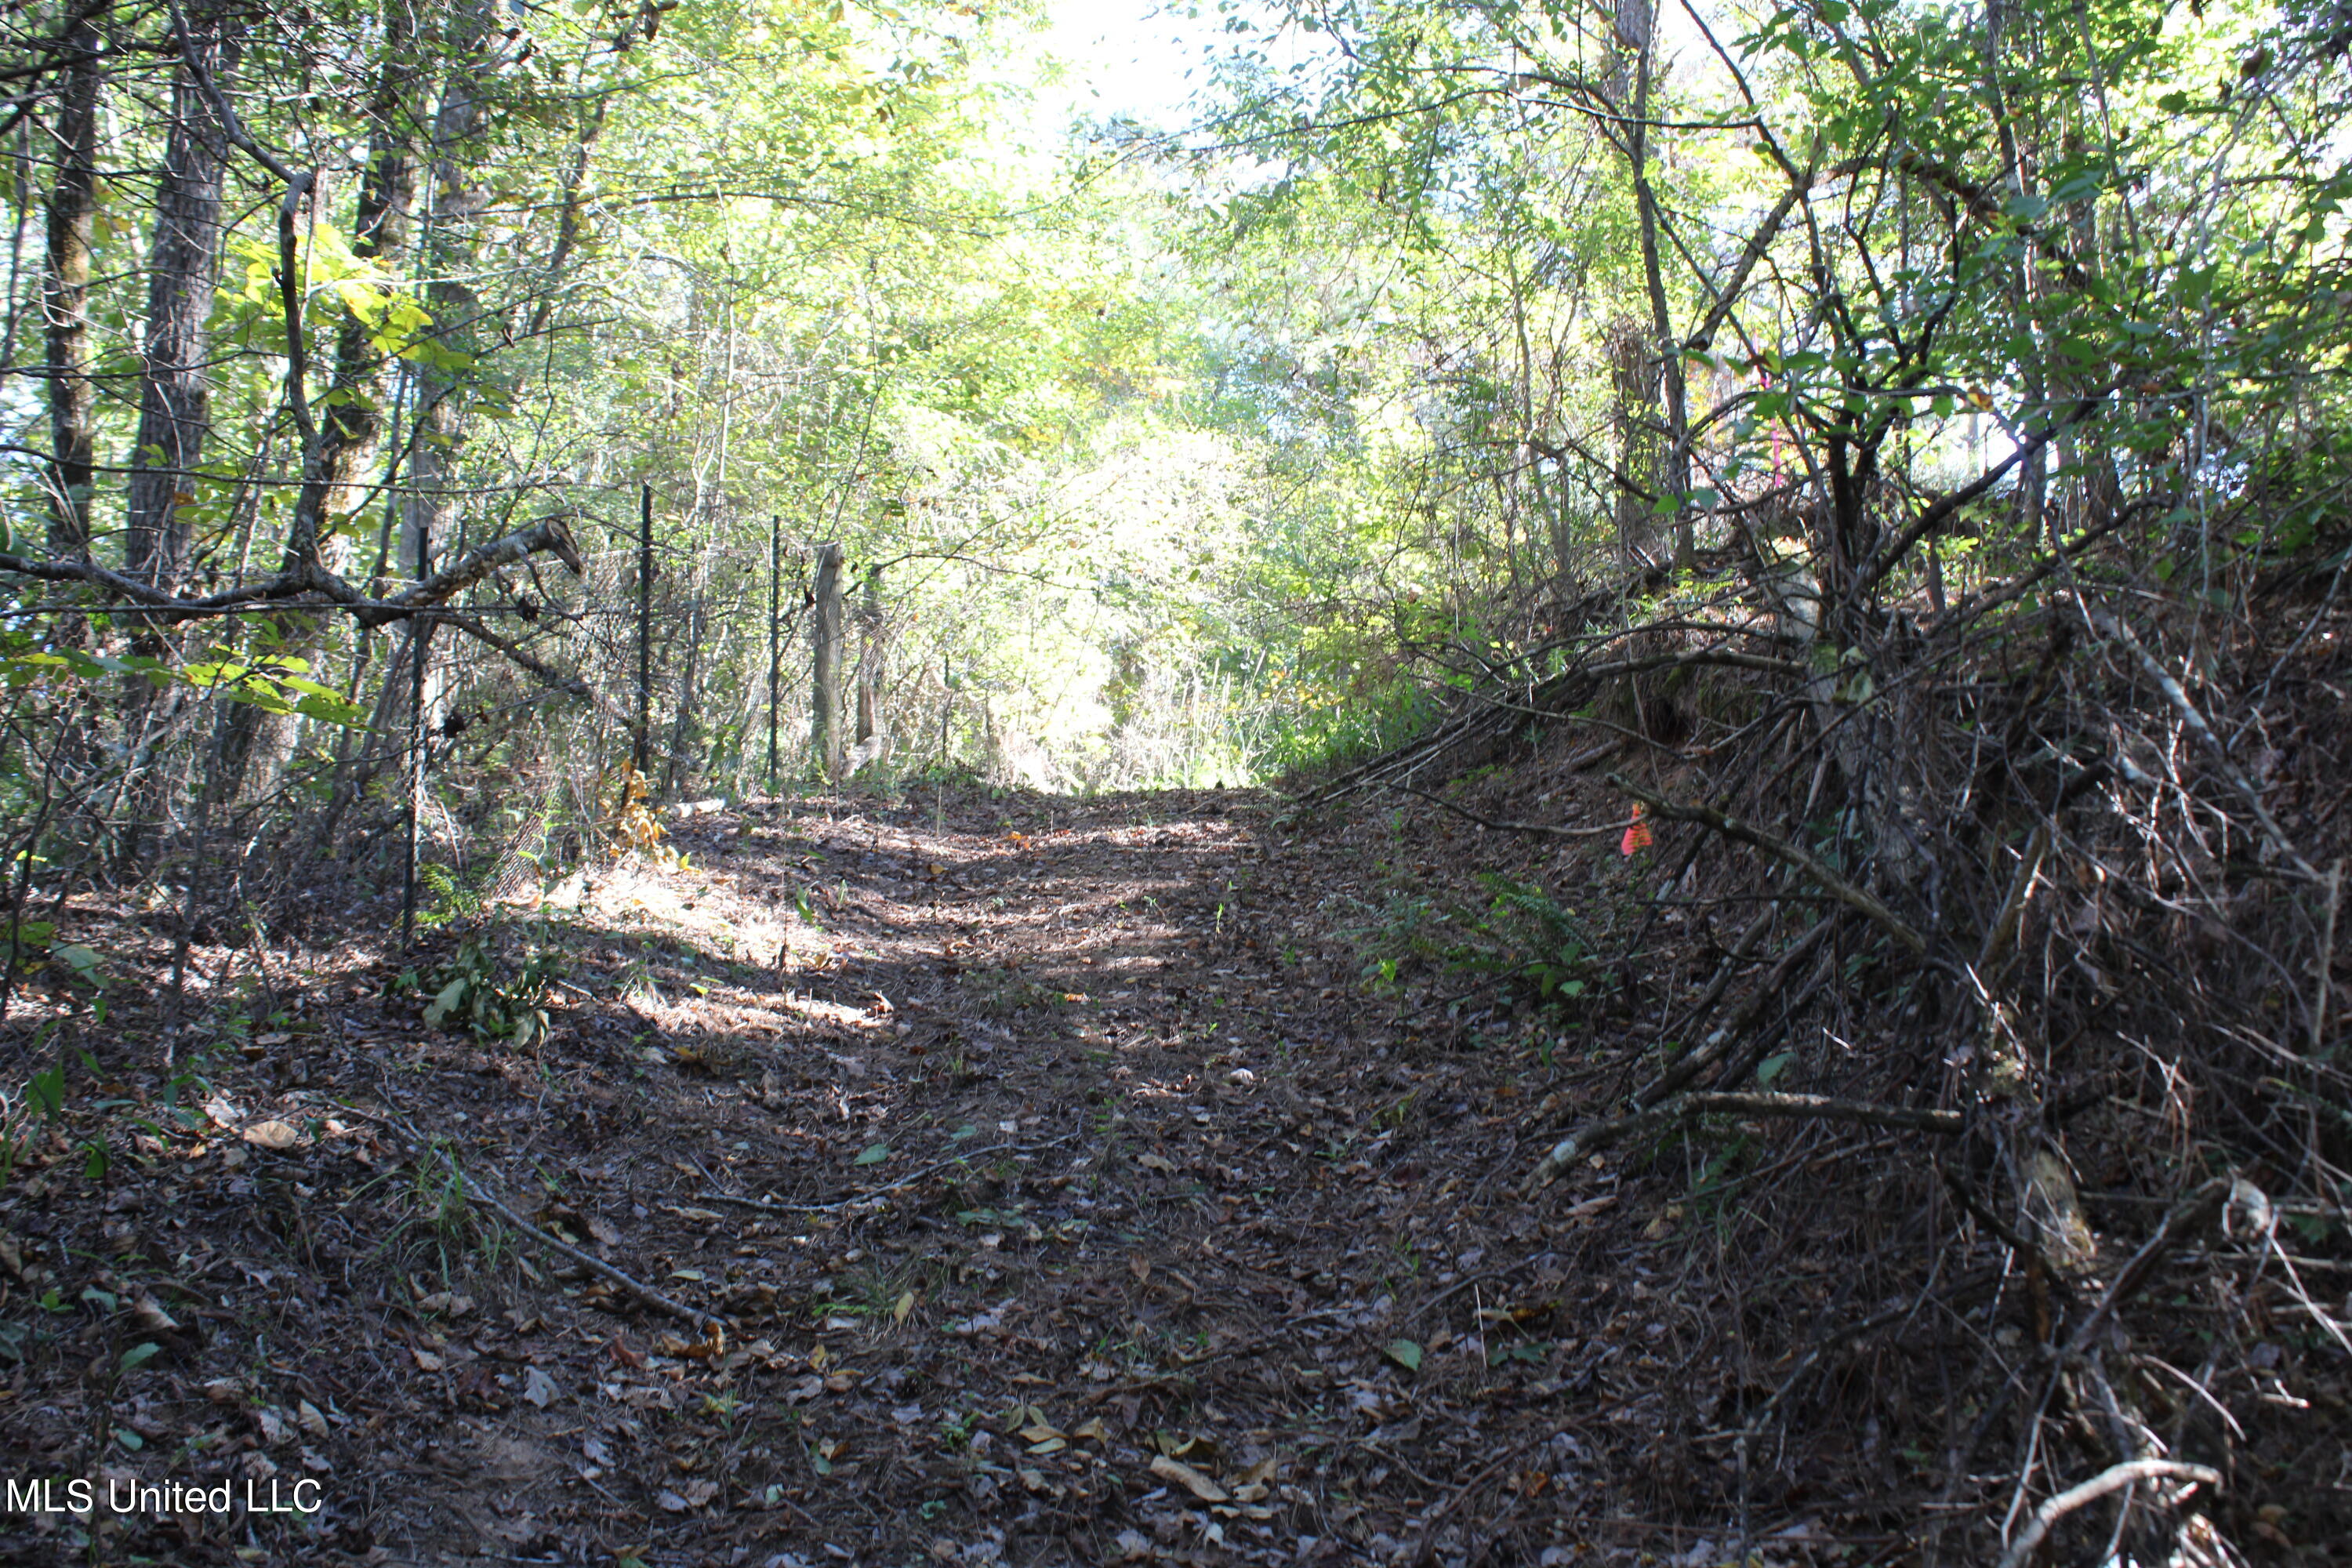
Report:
522,1367,561,1408
893,1289,916,1324
1138,1153,1177,1173
1232,1455,1279,1501
1149,1453,1228,1504
296,1400,330,1439
241,1120,300,1150
411,1347,445,1372
855,1143,891,1166
132,1294,180,1331
1383,1338,1425,1373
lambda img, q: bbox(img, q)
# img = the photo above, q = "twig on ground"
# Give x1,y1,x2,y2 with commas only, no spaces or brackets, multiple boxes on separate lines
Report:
695,1133,1078,1214
462,1174,723,1332
1530,1091,1962,1188
328,1103,723,1331
1995,1458,2222,1568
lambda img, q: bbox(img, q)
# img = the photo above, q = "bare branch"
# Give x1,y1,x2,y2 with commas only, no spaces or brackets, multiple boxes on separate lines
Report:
1996,1460,2223,1568
1608,773,1929,954
1530,1091,1962,1188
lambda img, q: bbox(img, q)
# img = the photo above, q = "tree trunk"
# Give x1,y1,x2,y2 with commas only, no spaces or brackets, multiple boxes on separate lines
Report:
854,564,884,745
40,0,106,560
1608,317,1657,571
402,0,492,583
118,0,240,864
219,0,431,806
124,0,241,592
1625,11,1693,572
662,548,707,797
811,542,844,774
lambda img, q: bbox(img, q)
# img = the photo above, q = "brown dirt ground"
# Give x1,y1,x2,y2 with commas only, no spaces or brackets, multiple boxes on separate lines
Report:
0,769,2337,1566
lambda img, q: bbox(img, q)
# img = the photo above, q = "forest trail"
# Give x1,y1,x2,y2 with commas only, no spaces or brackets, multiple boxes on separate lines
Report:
2,782,1697,1568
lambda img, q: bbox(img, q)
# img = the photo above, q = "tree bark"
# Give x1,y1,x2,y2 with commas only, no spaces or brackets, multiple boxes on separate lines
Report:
124,0,241,593
854,564,884,745
401,0,493,583
810,541,844,774
1624,10,1693,572
39,0,106,559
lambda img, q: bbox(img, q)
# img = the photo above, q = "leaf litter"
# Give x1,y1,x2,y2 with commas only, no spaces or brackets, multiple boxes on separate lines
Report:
0,777,2132,1566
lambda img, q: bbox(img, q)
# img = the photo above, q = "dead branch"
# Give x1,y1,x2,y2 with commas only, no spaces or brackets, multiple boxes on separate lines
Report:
2060,1178,2231,1360
1995,1459,2223,1568
0,515,583,630
445,612,592,700
695,1132,1077,1214
1382,778,1635,840
456,1169,723,1333
1530,1091,1962,1188
1608,774,1929,954
2080,599,2320,880
1637,913,1837,1105
332,1105,722,1331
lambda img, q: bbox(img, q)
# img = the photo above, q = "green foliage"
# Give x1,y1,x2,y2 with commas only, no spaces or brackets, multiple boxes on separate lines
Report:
1465,875,1595,1008
418,935,564,1051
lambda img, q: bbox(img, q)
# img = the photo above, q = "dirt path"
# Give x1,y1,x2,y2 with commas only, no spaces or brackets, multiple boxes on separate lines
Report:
2,785,1695,1568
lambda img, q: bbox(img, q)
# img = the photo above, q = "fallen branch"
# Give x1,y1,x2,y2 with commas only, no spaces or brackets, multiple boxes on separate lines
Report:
1383,778,1635,840
696,1133,1077,1214
1637,911,1835,1107
2080,600,2320,881
456,1169,723,1333
2060,1177,2230,1361
1529,1090,1961,1187
332,1105,721,1331
444,612,591,700
1608,774,1929,954
1996,1458,2223,1568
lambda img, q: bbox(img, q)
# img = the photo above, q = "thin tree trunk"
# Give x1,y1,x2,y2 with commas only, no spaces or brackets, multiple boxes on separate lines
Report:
662,548,706,797
811,541,844,774
119,0,240,865
220,0,427,806
634,483,654,775
1625,11,1693,572
854,564,884,746
767,515,782,786
124,0,240,592
40,0,106,560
